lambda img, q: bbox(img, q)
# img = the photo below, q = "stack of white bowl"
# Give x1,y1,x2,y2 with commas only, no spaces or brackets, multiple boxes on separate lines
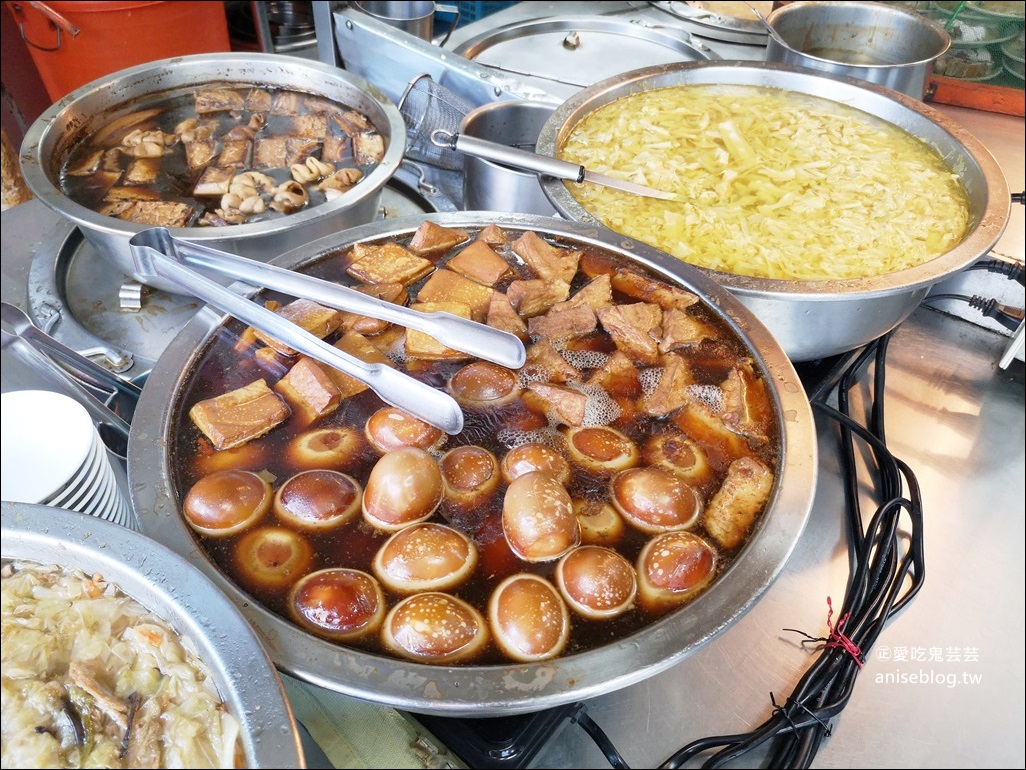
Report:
1,390,133,528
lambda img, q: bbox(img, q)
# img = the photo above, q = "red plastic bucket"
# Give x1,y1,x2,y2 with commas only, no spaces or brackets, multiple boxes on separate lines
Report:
6,1,231,102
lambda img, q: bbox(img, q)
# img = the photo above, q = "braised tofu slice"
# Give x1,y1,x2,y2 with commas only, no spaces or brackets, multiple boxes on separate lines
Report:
123,157,162,185
104,185,161,202
353,132,385,165
323,331,397,399
522,340,580,384
338,282,408,336
596,302,663,366
405,301,475,361
189,378,290,451
511,231,580,283
253,137,287,169
184,140,219,171
217,140,252,169
415,269,493,322
612,268,700,311
116,200,194,228
346,242,434,286
586,350,641,398
274,357,342,426
65,148,105,177
507,278,570,318
528,302,597,342
528,382,588,427
193,166,236,197
252,299,344,356
285,137,320,167
447,240,512,286
244,88,272,112
270,91,302,116
486,292,528,340
703,457,774,549
408,221,470,257
284,114,329,139
195,88,245,114
321,135,350,164
639,353,695,416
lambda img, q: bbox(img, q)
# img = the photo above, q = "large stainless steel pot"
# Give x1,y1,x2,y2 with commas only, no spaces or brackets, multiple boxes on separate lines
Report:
20,53,405,295
536,61,1010,362
128,212,818,717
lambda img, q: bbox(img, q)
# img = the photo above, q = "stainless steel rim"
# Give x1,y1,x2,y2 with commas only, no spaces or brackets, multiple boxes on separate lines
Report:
128,211,818,717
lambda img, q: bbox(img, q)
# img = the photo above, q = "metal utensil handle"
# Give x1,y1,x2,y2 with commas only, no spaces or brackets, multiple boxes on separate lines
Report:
432,129,586,182
129,231,465,435
160,231,526,370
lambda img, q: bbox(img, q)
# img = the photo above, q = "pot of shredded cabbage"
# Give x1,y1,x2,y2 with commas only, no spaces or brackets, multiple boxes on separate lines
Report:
536,60,1009,361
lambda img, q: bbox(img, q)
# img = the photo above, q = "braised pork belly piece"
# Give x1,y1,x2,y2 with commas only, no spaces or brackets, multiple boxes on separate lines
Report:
416,269,494,322
703,457,774,549
189,378,290,451
507,278,570,318
447,240,513,286
512,230,580,283
595,302,663,366
346,242,434,286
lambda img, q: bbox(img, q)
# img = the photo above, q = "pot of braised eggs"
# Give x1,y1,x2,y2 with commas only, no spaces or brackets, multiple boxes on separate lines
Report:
128,212,817,716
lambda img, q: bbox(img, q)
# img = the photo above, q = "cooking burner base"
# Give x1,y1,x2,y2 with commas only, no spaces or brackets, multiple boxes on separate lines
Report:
412,703,580,768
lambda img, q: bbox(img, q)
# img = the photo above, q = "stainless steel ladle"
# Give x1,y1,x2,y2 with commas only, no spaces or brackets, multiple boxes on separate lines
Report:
128,228,527,435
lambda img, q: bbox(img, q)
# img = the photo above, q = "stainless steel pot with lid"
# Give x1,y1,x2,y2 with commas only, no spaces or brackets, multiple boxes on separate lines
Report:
19,53,405,295
535,61,1010,362
128,212,817,717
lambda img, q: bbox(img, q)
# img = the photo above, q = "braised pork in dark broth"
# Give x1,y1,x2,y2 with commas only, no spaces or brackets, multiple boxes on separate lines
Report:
60,84,385,229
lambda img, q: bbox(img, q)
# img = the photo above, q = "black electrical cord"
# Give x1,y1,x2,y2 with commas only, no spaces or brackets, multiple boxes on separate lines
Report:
569,333,926,769
964,258,1025,287
923,293,1025,332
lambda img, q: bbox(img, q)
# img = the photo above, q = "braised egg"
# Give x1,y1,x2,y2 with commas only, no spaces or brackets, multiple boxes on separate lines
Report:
381,593,490,664
365,406,444,453
233,526,315,592
448,361,522,409
502,471,580,562
636,531,718,613
555,545,636,619
488,574,570,662
439,445,500,508
574,499,626,546
285,425,365,471
611,467,702,534
372,522,478,594
362,447,443,531
643,432,714,487
564,425,640,475
183,469,271,537
500,442,571,486
273,469,362,531
288,568,386,641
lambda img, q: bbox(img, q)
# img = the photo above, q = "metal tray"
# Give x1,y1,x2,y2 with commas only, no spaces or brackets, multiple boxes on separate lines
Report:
1,501,305,768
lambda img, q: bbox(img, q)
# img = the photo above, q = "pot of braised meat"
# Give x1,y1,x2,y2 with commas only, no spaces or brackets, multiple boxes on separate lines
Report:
20,53,405,294
128,212,817,717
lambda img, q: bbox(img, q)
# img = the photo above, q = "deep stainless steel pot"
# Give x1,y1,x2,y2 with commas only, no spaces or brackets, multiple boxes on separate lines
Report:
128,212,818,718
536,61,1010,362
19,53,405,295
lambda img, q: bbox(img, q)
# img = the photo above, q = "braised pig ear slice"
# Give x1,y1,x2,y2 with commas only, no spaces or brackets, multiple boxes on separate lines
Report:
447,240,512,286
244,88,272,112
408,221,471,257
511,231,580,284
346,242,434,286
189,378,291,451
703,456,774,549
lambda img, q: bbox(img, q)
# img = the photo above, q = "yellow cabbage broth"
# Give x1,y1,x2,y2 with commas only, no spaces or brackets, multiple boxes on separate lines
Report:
557,84,971,281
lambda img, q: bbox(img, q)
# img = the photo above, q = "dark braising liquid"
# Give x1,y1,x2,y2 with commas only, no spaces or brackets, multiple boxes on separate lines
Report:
169,225,781,664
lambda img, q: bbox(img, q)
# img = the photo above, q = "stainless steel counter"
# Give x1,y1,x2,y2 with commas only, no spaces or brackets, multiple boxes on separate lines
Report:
2,3,1024,767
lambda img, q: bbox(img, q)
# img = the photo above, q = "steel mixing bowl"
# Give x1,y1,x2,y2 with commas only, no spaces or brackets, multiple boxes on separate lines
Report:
536,60,1010,362
19,53,405,295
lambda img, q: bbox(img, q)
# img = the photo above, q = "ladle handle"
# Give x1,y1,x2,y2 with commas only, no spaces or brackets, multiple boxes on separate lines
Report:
167,235,526,369
432,129,586,182
129,231,465,435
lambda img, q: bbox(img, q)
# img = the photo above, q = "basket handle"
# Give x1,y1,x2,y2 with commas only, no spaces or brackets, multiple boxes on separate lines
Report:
10,2,80,52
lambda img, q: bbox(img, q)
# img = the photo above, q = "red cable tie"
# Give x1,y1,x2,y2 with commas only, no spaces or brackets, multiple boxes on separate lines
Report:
824,596,863,669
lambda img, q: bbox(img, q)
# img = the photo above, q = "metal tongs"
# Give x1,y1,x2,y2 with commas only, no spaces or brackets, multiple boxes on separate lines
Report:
128,228,529,435
1,301,139,456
